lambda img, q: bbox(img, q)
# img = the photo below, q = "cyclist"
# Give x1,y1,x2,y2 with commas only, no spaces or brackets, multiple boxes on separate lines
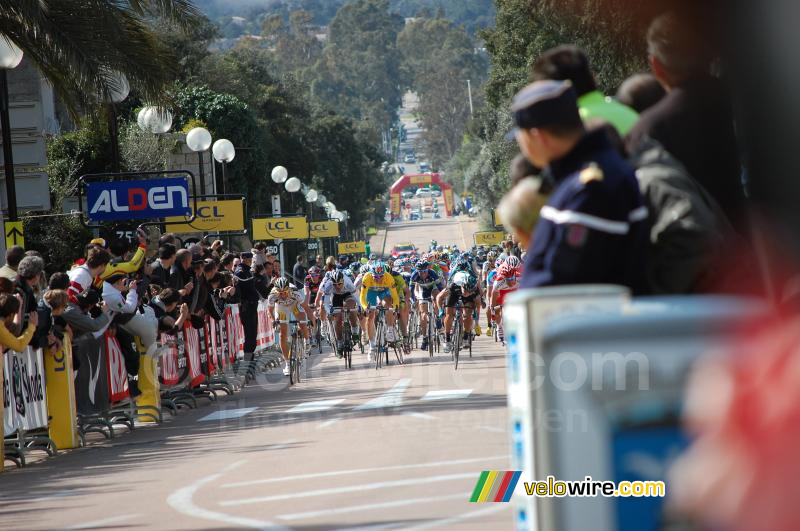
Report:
359,261,399,360
430,239,438,252
318,270,359,354
268,277,311,376
451,253,485,337
409,260,441,351
482,251,498,330
436,270,481,353
490,260,521,343
389,264,410,344
346,261,361,280
304,266,323,346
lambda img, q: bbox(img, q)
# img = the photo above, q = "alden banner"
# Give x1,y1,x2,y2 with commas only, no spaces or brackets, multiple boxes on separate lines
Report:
87,177,191,222
166,200,245,233
309,220,339,238
252,216,309,240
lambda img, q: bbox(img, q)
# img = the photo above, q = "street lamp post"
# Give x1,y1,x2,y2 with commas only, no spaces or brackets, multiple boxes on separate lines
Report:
187,127,212,196
212,139,235,195
284,176,301,213
270,166,289,277
0,36,23,221
103,71,130,173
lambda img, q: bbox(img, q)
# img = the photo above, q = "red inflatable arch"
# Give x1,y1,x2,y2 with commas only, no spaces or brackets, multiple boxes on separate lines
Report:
389,173,455,218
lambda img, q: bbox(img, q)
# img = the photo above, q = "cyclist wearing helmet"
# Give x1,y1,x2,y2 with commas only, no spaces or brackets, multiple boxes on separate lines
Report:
303,266,323,342
390,266,411,343
318,270,359,352
409,260,441,351
436,270,482,352
359,261,400,360
490,261,520,343
268,277,311,375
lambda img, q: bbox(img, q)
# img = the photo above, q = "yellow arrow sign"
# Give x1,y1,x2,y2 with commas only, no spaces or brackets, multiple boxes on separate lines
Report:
5,221,24,249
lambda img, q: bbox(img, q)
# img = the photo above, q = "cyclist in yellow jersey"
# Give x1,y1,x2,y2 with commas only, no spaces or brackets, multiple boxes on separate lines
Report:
359,261,399,360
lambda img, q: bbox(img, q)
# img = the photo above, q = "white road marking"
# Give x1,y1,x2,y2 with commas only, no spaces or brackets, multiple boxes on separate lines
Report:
278,492,470,521
222,454,508,489
404,503,508,531
318,417,342,429
402,410,436,420
61,513,142,530
197,407,257,422
479,426,506,433
287,399,344,413
421,389,473,401
166,460,286,530
354,378,411,410
221,472,475,507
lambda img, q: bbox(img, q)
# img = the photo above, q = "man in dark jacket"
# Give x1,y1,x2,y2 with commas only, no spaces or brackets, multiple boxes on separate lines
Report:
234,252,259,359
168,249,195,303
149,243,176,289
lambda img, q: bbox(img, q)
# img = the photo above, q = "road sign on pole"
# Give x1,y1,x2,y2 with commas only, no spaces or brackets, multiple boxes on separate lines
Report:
4,220,24,249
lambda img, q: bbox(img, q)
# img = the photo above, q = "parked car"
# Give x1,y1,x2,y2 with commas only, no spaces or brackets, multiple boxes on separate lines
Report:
409,209,422,221
419,162,430,172
415,187,432,198
403,153,416,163
423,204,433,213
431,188,442,197
402,191,414,199
391,243,417,258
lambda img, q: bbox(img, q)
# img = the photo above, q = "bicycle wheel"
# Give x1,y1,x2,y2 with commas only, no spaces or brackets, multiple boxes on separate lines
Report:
316,321,322,354
427,315,434,358
452,315,462,367
294,335,302,384
375,319,384,370
289,336,297,386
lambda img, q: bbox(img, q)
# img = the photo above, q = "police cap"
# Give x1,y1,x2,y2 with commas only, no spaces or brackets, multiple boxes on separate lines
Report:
507,80,582,139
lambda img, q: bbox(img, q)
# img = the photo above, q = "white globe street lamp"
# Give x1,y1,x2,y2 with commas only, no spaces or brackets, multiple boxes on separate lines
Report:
305,189,318,203
212,139,236,195
271,165,288,184
285,176,302,193
316,194,327,207
137,106,172,134
0,35,22,219
187,127,212,195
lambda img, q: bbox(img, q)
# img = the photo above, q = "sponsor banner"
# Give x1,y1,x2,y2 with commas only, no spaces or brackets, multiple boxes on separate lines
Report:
183,322,204,388
410,175,432,185
474,231,504,246
309,220,339,238
225,305,246,362
3,348,49,434
74,334,109,415
205,317,220,373
256,300,275,351
338,241,366,254
252,216,309,240
494,209,502,227
158,334,180,386
165,200,245,233
105,333,130,403
45,338,80,450
443,187,454,215
87,177,191,221
390,193,401,216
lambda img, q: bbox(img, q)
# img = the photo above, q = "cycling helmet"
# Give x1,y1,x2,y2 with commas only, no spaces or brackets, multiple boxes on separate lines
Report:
308,266,321,276
466,274,478,291
359,264,370,274
369,253,378,260
452,271,470,287
274,277,290,291
506,255,521,269
487,250,497,259
455,258,471,271
332,270,345,284
497,262,518,279
370,261,386,278
415,259,429,270
349,262,361,274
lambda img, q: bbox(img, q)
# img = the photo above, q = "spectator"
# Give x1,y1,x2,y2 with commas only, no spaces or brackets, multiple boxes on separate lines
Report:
272,260,282,278
220,252,236,273
168,249,194,302
292,255,307,285
510,80,648,292
254,264,271,299
625,11,746,228
67,247,111,304
48,272,69,290
234,252,259,359
0,245,24,280
95,229,148,287
498,177,550,251
509,153,541,187
16,255,45,315
324,256,336,273
150,243,176,288
103,273,141,395
33,289,68,352
531,45,639,135
616,73,666,113
149,288,190,334
252,247,266,267
62,290,110,339
0,292,38,352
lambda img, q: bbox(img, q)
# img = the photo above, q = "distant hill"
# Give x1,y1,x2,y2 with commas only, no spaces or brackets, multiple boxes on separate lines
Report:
193,0,495,36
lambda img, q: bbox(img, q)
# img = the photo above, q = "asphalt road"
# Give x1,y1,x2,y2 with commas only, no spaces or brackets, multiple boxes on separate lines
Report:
0,216,512,531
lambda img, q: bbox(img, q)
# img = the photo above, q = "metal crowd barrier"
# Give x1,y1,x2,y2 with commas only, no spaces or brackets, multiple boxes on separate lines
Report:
1,301,280,471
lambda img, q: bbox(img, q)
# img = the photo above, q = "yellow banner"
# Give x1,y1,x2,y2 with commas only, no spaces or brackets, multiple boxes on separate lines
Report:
310,220,339,238
443,188,454,216
45,338,79,450
493,209,502,227
252,216,309,240
410,175,432,185
390,193,401,216
474,231,504,246
338,241,366,254
165,200,245,233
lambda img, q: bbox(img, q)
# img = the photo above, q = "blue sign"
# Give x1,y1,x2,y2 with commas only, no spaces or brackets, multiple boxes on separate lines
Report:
86,177,191,221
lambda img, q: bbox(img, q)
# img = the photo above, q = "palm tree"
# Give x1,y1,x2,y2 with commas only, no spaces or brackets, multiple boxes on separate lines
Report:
0,0,204,113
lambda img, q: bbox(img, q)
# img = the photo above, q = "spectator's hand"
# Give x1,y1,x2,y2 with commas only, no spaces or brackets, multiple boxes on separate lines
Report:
99,301,109,313
184,281,194,294
65,324,73,339
179,303,190,317
128,280,138,292
212,240,223,250
14,293,23,308
137,227,148,246
28,312,38,328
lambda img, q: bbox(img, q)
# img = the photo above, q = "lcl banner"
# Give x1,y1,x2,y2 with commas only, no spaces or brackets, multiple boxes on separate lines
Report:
474,231,504,246
251,216,309,240
166,200,245,233
338,241,366,254
87,177,191,222
309,220,339,238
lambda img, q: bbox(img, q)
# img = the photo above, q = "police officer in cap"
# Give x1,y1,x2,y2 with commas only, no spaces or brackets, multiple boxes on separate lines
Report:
234,251,259,359
511,80,648,292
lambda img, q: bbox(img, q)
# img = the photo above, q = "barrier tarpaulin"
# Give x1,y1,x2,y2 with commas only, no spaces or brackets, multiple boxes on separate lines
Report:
158,333,180,386
256,299,275,351
183,322,204,388
3,348,49,434
105,332,130,403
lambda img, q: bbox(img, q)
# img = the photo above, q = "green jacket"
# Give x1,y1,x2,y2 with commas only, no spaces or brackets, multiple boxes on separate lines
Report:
578,91,638,136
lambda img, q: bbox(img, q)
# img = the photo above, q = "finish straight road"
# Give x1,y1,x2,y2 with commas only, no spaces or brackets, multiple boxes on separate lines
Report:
0,215,513,531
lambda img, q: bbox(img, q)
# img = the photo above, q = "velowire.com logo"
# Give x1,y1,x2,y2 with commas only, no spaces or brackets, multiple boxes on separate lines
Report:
469,471,522,503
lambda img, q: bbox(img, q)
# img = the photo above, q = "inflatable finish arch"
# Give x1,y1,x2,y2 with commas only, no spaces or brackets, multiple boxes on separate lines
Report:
389,173,455,217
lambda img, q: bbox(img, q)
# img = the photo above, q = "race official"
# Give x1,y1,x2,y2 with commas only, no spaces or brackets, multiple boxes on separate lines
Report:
511,80,648,292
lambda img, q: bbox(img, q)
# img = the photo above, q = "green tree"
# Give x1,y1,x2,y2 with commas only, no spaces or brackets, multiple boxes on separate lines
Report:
0,0,204,113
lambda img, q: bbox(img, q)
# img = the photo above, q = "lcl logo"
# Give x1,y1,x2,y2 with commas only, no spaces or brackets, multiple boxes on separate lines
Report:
311,222,327,231
268,221,296,230
196,206,223,218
